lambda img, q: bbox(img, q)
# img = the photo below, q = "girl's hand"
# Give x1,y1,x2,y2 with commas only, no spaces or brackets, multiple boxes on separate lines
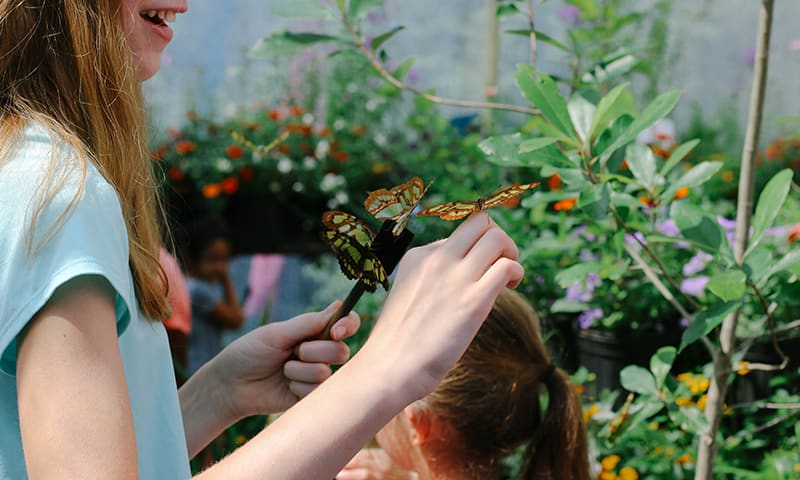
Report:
180,302,360,456
337,449,418,480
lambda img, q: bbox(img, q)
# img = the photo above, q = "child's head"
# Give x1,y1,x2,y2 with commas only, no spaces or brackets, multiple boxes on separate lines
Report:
376,288,590,480
184,216,232,281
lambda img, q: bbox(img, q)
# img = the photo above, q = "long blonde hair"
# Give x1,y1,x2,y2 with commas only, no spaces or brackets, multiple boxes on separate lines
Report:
0,0,170,320
421,289,591,479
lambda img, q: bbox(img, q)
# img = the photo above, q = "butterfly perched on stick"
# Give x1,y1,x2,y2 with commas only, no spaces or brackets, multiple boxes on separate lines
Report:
417,182,540,220
321,210,389,292
364,177,433,236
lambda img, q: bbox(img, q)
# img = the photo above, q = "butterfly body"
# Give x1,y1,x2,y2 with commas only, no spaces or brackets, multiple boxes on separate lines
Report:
364,177,432,236
417,181,540,220
321,210,388,292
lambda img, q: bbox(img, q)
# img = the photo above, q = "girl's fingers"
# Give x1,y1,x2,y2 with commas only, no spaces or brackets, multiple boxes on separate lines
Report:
440,212,496,258
288,380,320,399
461,225,519,279
294,340,351,364
284,361,332,384
329,312,361,341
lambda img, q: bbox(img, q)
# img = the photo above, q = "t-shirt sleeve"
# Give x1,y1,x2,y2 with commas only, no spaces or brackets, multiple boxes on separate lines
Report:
188,280,222,318
0,133,134,375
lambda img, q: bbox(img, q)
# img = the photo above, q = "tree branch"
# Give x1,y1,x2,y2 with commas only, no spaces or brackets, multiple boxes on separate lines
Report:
525,0,538,68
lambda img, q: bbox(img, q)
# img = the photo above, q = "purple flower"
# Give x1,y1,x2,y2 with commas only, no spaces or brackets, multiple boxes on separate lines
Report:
682,251,713,276
578,308,603,329
557,5,581,25
680,276,709,297
679,317,690,329
657,219,680,237
624,231,647,252
579,248,598,261
565,273,601,302
716,216,737,231
406,68,421,84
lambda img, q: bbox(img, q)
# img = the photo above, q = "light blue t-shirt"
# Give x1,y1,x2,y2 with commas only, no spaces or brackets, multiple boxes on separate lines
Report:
0,123,191,479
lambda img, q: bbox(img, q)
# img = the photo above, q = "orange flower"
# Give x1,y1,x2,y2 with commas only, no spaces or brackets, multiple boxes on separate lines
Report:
639,196,657,208
268,109,282,121
621,159,629,170
575,385,585,395
619,466,638,480
175,140,197,155
238,166,254,183
278,143,291,154
547,173,562,191
225,144,245,160
676,454,693,465
788,223,800,243
722,170,735,182
601,455,621,471
736,361,751,376
220,177,239,195
289,105,305,116
764,142,784,160
167,166,184,182
553,198,578,211
333,151,349,163
351,124,367,135
318,127,332,137
651,145,672,159
202,183,221,199
673,186,690,200
599,472,617,480
152,144,169,161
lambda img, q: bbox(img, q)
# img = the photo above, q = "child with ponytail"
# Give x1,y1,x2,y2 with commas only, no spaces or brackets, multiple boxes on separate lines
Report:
338,288,591,480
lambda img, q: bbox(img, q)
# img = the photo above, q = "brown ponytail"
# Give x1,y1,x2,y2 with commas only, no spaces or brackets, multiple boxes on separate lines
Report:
421,288,590,479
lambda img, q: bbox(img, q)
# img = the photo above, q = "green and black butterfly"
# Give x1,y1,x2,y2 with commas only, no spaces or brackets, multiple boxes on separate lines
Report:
321,210,389,292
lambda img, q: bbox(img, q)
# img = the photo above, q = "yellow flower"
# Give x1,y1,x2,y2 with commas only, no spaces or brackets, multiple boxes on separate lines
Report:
583,404,600,424
722,170,735,182
665,447,676,457
697,394,708,410
675,397,694,407
599,472,617,480
648,422,659,431
619,466,638,480
653,446,664,455
676,372,693,383
676,454,693,465
601,455,621,472
736,361,751,376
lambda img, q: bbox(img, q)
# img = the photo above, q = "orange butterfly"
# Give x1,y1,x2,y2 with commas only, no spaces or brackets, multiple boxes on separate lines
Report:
417,182,540,221
364,177,432,236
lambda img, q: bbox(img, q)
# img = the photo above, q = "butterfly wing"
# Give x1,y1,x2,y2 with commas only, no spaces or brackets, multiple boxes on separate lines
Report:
322,210,376,247
482,181,541,210
359,256,389,292
417,201,479,221
364,188,400,217
389,178,433,235
322,229,368,281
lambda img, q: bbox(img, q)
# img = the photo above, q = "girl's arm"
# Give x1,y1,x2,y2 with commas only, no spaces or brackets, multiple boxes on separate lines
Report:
210,271,244,329
17,275,138,479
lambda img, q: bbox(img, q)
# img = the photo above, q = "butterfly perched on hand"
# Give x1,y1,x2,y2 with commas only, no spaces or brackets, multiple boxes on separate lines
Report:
364,177,433,236
416,181,540,221
321,210,389,292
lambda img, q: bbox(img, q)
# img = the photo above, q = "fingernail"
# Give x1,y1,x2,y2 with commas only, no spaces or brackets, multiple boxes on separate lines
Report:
333,325,346,339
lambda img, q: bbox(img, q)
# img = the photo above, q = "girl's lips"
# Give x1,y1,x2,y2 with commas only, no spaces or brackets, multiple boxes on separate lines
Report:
146,16,174,43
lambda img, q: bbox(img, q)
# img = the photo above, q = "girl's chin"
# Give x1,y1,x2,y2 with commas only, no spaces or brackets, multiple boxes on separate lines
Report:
135,56,163,82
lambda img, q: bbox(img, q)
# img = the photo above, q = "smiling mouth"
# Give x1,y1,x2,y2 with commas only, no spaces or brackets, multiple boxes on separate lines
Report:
140,10,177,26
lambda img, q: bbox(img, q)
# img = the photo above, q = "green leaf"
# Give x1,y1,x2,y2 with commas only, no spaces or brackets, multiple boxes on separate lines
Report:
680,302,742,351
660,161,723,203
610,191,642,208
660,139,701,177
496,4,521,16
600,90,682,163
567,95,596,143
515,65,577,141
667,402,708,433
521,190,580,209
747,169,794,256
650,347,676,389
370,25,405,51
519,137,560,153
671,202,730,255
481,134,571,168
625,143,660,190
393,57,415,80
555,262,603,288
348,0,382,19
579,184,610,220
764,249,800,281
505,30,571,53
271,0,335,19
744,246,773,285
706,270,747,302
621,365,658,396
250,31,348,58
550,299,590,313
589,83,632,141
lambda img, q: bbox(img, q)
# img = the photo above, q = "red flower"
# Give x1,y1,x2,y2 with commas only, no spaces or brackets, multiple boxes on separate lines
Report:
553,198,577,211
175,140,197,155
332,151,349,163
225,144,245,160
788,223,800,243
289,105,305,116
351,124,367,135
221,177,239,195
547,173,562,191
238,166,254,183
203,183,221,198
278,143,291,154
167,166,184,182
268,109,282,121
